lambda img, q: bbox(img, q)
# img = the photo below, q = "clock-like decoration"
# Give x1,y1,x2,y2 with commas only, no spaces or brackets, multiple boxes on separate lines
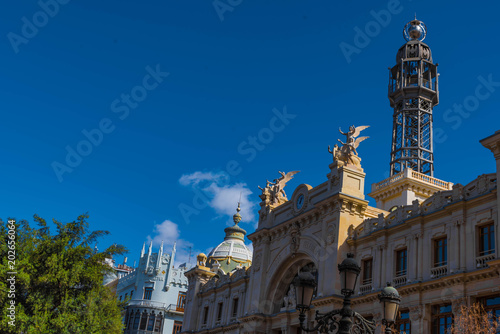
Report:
291,184,312,216
296,194,305,210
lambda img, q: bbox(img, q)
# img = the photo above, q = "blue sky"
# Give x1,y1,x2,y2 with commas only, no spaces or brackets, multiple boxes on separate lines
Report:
1,0,499,267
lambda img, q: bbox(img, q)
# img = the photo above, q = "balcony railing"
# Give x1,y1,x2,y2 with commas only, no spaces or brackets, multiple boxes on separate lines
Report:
359,284,373,294
127,300,184,314
372,169,452,192
476,253,495,268
393,275,407,287
430,265,448,278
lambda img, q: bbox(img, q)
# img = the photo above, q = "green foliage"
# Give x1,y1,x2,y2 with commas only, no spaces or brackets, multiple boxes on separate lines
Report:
0,214,128,333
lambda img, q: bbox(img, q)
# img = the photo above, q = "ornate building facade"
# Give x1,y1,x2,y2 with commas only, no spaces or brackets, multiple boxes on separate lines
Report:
182,18,500,334
117,242,189,334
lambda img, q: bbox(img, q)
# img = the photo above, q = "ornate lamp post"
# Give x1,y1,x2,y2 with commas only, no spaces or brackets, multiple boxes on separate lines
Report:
293,254,401,333
378,283,401,334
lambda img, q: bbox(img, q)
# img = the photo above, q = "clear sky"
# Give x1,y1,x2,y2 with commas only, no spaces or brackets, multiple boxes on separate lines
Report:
1,0,499,267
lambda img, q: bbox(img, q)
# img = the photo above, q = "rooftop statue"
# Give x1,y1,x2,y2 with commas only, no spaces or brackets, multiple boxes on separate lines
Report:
328,125,369,166
259,170,300,205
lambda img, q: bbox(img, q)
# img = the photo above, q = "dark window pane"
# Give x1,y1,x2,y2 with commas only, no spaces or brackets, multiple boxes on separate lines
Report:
147,314,155,331
232,298,239,317
133,312,141,330
154,314,163,332
140,312,148,330
144,287,153,300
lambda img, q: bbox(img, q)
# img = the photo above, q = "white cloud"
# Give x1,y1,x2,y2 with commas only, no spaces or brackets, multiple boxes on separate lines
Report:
147,220,198,268
179,170,258,224
205,183,255,224
178,171,228,187
148,220,179,246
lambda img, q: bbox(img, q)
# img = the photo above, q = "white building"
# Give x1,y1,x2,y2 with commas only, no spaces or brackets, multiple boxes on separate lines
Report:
117,242,189,334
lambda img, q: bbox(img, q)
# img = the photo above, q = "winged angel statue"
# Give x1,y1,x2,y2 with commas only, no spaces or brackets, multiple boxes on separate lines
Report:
258,171,300,205
328,125,369,166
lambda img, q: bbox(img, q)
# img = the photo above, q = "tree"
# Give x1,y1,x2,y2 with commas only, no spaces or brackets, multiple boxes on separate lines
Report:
447,303,500,334
0,214,127,334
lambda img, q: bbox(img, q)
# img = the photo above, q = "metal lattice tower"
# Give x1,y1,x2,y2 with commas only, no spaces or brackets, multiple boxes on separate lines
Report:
388,18,439,176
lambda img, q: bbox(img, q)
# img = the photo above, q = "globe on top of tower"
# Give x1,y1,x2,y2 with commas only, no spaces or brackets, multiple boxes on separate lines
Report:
206,202,253,274
396,17,432,63
403,16,427,42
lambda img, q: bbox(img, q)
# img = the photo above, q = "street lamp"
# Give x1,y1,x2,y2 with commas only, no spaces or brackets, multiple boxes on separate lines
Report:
338,253,361,295
293,254,401,333
378,283,401,334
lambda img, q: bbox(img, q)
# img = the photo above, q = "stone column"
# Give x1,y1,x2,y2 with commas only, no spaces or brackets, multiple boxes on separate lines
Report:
379,245,387,286
409,305,424,333
452,297,467,318
460,219,467,272
373,312,382,334
450,217,462,273
417,233,424,281
409,234,418,283
372,246,380,289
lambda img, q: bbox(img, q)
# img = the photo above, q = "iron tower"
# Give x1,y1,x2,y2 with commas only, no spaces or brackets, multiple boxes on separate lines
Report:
388,18,439,176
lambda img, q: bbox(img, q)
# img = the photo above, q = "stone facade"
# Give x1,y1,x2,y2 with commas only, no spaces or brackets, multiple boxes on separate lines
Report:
181,131,500,334
181,19,500,334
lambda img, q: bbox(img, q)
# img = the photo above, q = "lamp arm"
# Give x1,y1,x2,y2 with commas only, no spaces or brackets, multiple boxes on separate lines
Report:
299,309,343,333
351,312,377,333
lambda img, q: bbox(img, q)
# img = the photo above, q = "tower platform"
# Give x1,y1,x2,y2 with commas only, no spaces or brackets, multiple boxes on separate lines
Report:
369,168,453,211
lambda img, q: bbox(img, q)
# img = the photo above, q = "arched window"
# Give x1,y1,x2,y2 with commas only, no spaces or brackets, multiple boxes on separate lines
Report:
132,310,141,330
154,312,163,332
139,310,148,330
127,310,135,330
147,311,155,331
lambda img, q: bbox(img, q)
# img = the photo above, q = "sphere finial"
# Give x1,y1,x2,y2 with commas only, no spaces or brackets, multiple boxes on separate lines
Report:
233,202,242,225
403,16,427,42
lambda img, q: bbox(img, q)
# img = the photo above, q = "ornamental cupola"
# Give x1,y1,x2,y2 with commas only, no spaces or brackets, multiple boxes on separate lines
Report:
207,202,253,274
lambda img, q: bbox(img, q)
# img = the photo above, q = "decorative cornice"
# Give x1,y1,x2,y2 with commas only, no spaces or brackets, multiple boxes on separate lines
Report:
480,131,500,160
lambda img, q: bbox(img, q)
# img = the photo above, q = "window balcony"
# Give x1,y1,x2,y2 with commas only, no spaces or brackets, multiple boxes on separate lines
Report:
359,283,373,294
393,275,407,287
476,253,495,268
430,264,448,278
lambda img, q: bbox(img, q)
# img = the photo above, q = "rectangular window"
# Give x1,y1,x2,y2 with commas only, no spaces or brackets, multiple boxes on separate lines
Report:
432,304,453,334
144,287,153,300
172,321,182,334
478,295,500,320
397,309,411,333
479,223,495,256
217,302,223,321
362,259,373,285
176,291,186,312
232,298,239,318
434,238,447,267
130,290,134,298
203,306,209,324
396,249,408,277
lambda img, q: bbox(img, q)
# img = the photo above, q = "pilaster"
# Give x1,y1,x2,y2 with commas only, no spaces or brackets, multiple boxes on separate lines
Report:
409,305,424,333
